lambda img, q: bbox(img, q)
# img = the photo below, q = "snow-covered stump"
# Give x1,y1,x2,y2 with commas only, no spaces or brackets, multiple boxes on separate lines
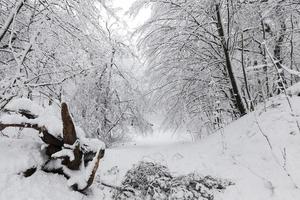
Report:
0,98,105,192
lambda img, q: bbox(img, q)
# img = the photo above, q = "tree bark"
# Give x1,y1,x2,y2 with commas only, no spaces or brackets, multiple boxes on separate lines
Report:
241,33,254,111
215,4,246,116
61,102,82,170
61,102,77,145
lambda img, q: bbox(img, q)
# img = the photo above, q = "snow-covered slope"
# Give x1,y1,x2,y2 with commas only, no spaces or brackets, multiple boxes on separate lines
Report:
1,90,300,199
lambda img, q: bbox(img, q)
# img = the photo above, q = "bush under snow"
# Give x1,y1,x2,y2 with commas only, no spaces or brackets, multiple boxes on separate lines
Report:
113,161,234,200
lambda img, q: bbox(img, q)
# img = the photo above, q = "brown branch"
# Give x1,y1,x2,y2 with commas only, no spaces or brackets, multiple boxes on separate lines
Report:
82,149,105,191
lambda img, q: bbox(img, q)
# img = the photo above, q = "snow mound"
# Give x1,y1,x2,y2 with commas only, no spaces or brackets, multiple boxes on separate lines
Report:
5,98,44,116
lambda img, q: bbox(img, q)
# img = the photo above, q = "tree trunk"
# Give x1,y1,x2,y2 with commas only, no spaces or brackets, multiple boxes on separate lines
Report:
61,102,82,170
274,19,287,94
241,33,254,111
215,4,246,116
260,18,271,98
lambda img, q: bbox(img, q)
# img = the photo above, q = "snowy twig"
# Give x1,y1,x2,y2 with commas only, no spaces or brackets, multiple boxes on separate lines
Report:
231,155,275,196
254,111,299,189
25,70,88,87
100,181,134,193
264,43,300,133
279,63,300,77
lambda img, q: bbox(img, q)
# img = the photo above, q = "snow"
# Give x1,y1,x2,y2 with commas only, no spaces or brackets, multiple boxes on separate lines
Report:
1,92,300,199
5,98,44,116
52,148,75,161
287,82,300,96
0,138,44,175
0,114,30,124
100,92,300,200
64,149,102,190
81,137,106,152
131,129,192,146
63,162,87,190
34,111,62,138
1,98,63,138
0,171,86,200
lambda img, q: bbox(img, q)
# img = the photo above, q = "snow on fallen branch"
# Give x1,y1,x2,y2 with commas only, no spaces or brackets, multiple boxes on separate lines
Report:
0,98,105,192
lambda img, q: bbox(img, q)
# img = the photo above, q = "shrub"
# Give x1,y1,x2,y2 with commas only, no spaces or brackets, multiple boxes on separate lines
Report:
114,161,234,200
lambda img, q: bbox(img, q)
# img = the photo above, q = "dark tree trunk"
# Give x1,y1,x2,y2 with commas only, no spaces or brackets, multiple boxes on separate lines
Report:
215,4,247,116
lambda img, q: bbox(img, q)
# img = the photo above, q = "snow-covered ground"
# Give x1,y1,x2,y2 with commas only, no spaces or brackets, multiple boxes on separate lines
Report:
1,88,300,199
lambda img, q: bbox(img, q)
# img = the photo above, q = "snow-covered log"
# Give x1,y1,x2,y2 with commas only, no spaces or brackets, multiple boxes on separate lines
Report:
0,98,105,192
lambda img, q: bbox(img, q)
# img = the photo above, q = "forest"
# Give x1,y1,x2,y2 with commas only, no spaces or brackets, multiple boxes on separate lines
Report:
1,0,300,199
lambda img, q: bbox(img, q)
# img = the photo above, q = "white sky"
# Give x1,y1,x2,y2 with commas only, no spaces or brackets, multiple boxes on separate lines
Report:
112,0,151,30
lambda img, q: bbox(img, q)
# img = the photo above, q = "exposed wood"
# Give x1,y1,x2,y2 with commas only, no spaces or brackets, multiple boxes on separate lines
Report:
61,102,77,145
85,149,105,190
61,102,82,170
62,143,82,170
